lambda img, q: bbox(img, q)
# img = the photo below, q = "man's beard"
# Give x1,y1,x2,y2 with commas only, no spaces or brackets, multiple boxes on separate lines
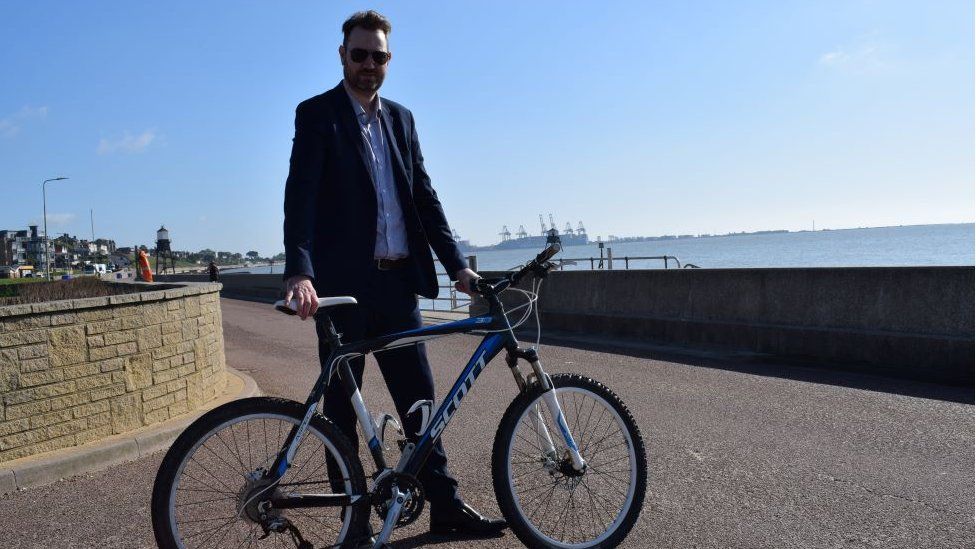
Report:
344,64,384,93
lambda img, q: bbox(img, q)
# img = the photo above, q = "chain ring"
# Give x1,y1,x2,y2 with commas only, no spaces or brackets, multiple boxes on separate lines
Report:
372,472,425,528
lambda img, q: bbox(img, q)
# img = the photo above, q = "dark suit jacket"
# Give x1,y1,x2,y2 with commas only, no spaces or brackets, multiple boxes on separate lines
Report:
283,82,468,299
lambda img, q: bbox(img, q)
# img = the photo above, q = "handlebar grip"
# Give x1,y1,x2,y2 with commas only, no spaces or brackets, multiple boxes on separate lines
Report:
510,243,562,285
536,242,562,263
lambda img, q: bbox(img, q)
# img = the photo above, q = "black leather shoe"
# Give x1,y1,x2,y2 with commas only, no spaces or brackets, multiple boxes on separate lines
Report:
429,502,507,536
349,524,377,548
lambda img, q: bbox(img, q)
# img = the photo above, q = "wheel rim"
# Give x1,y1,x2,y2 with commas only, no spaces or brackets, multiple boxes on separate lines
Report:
507,387,638,548
165,412,355,548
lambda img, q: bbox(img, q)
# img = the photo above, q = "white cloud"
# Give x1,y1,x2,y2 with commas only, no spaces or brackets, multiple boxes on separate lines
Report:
0,120,16,138
818,41,888,73
26,106,48,118
97,129,157,155
0,105,49,138
44,213,77,227
818,50,849,65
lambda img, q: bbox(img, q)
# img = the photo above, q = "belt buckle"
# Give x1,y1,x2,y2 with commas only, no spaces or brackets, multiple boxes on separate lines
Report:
376,257,405,270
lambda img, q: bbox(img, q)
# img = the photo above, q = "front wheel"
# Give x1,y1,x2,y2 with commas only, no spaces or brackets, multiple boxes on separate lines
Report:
492,374,647,548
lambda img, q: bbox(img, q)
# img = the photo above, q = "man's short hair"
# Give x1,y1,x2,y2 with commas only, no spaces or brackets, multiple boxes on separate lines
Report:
342,10,392,47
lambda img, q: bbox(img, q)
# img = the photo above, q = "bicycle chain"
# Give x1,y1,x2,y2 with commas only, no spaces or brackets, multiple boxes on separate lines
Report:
372,472,425,529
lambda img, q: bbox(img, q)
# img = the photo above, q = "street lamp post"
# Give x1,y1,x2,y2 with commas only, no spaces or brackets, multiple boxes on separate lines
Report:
42,176,68,280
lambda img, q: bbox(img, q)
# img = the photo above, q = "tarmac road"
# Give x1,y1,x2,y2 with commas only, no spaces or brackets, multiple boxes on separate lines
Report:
0,298,972,548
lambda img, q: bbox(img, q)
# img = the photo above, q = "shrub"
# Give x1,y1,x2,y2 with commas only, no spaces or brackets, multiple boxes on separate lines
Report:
0,278,167,306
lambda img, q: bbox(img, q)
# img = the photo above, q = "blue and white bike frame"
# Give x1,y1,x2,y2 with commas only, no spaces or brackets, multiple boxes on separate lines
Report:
264,276,585,542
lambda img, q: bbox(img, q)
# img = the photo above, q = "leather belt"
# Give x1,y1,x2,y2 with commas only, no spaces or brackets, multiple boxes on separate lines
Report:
375,257,409,270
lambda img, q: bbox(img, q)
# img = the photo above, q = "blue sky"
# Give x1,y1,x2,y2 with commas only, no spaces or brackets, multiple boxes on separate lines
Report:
1,1,972,255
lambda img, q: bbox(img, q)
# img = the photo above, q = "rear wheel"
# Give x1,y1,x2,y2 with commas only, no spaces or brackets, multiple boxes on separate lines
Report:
151,397,369,548
492,374,647,548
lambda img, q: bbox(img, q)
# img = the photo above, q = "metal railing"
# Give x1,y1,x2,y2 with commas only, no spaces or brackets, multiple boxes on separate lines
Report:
508,249,698,271
423,256,477,312
422,251,700,312
555,254,699,270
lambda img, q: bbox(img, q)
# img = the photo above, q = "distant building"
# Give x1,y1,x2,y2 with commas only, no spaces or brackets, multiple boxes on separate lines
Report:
94,238,116,254
0,265,35,278
0,228,29,265
0,226,115,270
0,225,44,268
70,239,112,261
109,252,132,268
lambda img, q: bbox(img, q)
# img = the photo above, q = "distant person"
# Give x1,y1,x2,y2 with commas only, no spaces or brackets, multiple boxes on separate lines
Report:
281,10,500,539
207,261,219,282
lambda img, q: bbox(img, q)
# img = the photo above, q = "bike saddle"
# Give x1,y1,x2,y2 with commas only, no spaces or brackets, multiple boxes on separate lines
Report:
274,297,358,315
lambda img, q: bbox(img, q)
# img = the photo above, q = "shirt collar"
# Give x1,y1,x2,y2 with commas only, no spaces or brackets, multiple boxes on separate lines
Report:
342,80,382,123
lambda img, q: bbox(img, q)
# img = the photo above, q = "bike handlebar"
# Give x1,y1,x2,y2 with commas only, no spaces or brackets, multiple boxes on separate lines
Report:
513,242,561,282
470,242,562,295
535,242,562,263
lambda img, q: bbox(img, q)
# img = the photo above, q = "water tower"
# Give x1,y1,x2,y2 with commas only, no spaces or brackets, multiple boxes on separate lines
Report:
155,225,176,275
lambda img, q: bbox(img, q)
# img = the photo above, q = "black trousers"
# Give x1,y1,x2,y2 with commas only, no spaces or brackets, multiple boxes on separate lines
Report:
315,266,462,513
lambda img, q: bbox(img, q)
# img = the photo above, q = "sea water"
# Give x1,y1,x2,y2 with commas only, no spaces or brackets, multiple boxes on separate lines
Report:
232,223,973,275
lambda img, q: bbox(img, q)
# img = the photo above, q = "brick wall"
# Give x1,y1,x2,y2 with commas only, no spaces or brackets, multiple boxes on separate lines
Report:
0,283,226,463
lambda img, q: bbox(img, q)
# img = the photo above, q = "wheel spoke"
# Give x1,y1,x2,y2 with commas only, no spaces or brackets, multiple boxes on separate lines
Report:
158,405,364,549
506,382,643,546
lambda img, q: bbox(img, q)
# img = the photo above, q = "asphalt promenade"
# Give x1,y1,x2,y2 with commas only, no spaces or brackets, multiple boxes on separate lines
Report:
0,298,972,548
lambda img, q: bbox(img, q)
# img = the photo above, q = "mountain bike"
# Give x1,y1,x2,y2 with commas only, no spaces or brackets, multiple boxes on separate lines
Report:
151,243,647,548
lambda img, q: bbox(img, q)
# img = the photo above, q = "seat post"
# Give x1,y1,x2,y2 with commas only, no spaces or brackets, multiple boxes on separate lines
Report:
315,311,343,347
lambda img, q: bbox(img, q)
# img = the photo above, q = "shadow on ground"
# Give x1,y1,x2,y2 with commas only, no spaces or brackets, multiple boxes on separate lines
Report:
527,329,974,405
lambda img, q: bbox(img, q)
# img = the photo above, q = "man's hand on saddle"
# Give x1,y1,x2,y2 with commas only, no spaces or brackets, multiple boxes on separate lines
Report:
284,275,319,320
455,268,479,296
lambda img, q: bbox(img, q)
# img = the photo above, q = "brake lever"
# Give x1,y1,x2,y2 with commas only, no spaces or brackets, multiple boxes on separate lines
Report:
531,261,556,278
472,277,494,295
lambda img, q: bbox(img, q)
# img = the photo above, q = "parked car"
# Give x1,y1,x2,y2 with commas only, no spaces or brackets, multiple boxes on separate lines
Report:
83,263,108,275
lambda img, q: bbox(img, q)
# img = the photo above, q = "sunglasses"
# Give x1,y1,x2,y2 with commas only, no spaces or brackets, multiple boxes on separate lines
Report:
348,48,390,65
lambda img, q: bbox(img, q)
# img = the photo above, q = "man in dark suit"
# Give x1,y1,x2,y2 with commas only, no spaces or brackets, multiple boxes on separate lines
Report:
282,10,506,540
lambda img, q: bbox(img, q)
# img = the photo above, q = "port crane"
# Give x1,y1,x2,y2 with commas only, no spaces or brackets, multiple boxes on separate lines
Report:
516,225,528,238
499,225,511,242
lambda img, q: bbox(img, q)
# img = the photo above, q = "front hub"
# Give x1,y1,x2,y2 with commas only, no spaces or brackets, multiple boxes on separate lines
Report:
558,457,586,478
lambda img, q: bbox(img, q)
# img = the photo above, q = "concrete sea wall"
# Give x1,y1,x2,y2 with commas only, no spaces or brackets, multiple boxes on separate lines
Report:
474,267,974,385
0,283,226,463
157,273,282,303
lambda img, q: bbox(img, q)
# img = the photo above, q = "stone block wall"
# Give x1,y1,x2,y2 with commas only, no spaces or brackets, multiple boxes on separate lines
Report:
0,283,226,463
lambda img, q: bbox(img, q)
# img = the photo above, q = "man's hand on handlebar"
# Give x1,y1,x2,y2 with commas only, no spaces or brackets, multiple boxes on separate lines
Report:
284,275,318,320
454,268,479,296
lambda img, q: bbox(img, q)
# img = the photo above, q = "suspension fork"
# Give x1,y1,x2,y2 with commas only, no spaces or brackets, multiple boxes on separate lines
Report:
506,348,556,456
506,347,586,472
